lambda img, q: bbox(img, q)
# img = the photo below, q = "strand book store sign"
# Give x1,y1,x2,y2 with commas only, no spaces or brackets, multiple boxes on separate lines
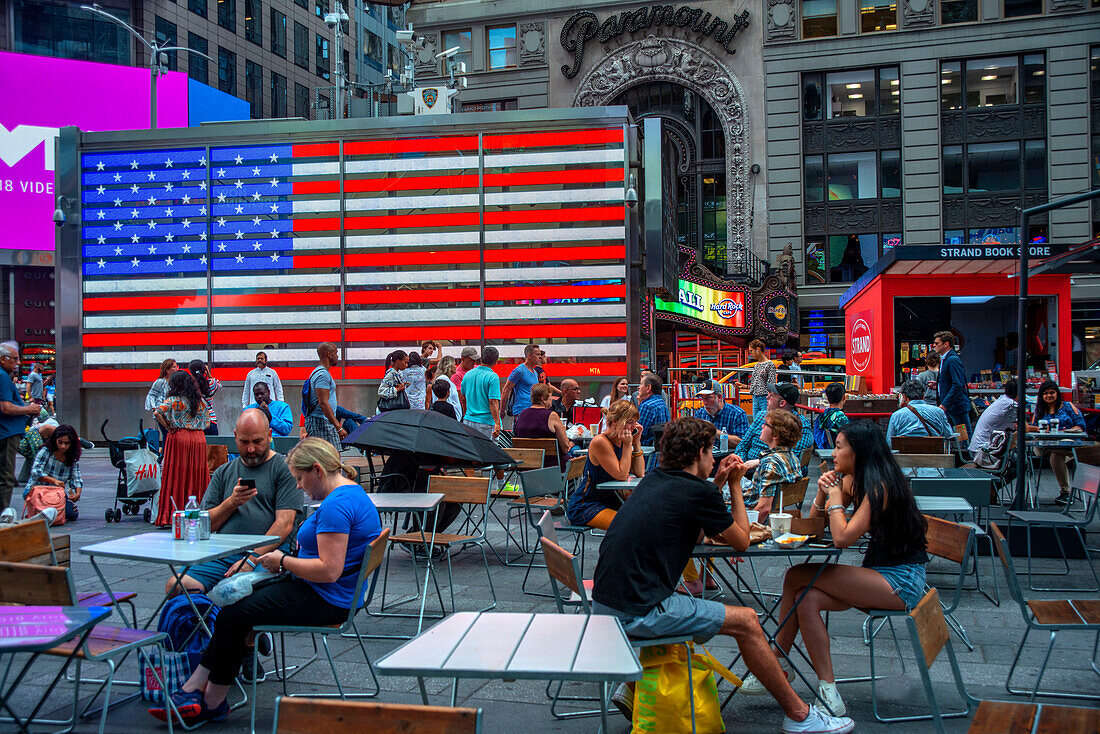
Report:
655,279,748,336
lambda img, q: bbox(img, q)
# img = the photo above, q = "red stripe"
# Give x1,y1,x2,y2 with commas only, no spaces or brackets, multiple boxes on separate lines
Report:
483,245,625,263
210,329,341,345
345,326,482,342
342,284,623,306
210,366,344,381
345,288,480,305
483,168,624,187
344,212,480,230
345,173,479,193
293,180,340,195
211,292,341,308
292,217,343,233
484,361,627,380
344,137,479,155
292,254,342,268
345,251,480,267
83,295,208,312
292,143,340,157
83,331,207,347
342,246,623,268
484,206,624,225
483,129,624,150
484,284,624,301
485,323,626,339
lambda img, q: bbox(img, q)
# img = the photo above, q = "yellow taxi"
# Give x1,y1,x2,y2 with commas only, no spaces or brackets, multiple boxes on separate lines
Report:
735,355,846,391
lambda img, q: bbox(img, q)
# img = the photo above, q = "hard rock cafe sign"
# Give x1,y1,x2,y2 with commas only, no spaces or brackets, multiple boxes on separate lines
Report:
560,5,750,78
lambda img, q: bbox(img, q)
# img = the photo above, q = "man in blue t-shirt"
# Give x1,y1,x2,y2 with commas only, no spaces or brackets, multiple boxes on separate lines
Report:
461,347,502,439
0,344,41,508
304,342,346,452
501,343,540,418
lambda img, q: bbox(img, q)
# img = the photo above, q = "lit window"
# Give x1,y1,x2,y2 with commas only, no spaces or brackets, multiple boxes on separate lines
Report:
826,69,874,118
860,0,896,32
802,0,837,38
487,25,516,70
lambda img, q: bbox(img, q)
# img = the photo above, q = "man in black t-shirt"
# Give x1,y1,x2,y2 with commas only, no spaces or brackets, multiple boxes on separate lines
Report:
592,417,854,734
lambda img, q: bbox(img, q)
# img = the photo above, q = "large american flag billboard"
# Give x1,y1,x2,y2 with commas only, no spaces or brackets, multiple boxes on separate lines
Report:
73,114,632,386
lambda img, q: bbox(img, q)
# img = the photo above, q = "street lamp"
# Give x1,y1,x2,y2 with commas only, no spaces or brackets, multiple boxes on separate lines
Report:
323,2,350,120
79,3,212,129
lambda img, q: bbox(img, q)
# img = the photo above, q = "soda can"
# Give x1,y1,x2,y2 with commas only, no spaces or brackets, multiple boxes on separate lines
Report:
198,511,211,541
173,511,184,540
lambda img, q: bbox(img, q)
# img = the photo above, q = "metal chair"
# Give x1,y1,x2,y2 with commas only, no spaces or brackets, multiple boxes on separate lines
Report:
921,515,978,650
512,437,560,469
895,454,955,469
489,448,543,565
989,522,1100,702
1005,463,1099,592
271,695,482,734
249,529,390,734
507,467,589,595
563,456,586,500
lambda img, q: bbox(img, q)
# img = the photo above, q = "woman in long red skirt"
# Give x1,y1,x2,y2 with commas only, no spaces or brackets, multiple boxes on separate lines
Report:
153,370,212,527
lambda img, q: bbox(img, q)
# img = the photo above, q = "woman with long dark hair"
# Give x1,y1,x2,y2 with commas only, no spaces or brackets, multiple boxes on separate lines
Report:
24,423,84,520
738,420,927,717
1032,378,1098,504
377,350,409,413
153,370,212,526
188,359,222,435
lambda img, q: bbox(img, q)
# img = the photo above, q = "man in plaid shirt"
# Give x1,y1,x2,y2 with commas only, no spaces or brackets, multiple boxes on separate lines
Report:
693,379,749,447
742,410,804,522
637,374,670,472
735,383,812,463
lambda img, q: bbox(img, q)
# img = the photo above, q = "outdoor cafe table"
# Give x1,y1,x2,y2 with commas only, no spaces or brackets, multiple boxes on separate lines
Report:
914,495,976,521
0,605,110,733
691,541,843,714
79,532,280,633
1025,435,1099,507
374,611,641,732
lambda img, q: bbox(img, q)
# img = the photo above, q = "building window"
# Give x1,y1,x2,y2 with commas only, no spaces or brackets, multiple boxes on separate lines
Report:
154,16,177,70
943,140,1046,193
827,151,879,199
314,0,328,17
804,155,824,203
942,55,1044,110
941,0,977,22
295,82,310,119
442,29,471,72
271,72,286,117
189,0,207,18
245,59,262,117
806,235,883,285
826,69,875,118
366,31,382,65
966,56,1017,107
187,32,208,83
218,0,235,32
881,149,901,197
1023,53,1045,103
245,0,261,45
802,0,837,38
487,25,516,69
1004,0,1042,16
316,34,330,79
270,8,286,57
294,22,309,68
803,77,823,120
11,0,131,65
218,47,236,95
293,0,305,8
860,0,896,32
879,67,900,115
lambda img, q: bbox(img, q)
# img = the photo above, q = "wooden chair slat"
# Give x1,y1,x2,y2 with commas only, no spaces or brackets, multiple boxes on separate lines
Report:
511,438,559,468
503,448,545,472
909,588,949,668
924,515,971,565
565,456,586,482
967,700,1036,734
790,516,825,539
1071,599,1100,625
276,698,481,734
892,436,948,454
541,537,581,596
48,625,160,659
779,477,810,512
0,519,54,563
1036,702,1100,733
895,453,954,468
0,562,74,605
427,475,491,505
51,534,72,567
1027,600,1085,626
390,532,474,547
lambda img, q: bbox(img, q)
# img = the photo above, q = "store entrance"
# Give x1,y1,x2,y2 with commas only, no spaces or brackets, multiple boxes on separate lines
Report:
894,295,1059,385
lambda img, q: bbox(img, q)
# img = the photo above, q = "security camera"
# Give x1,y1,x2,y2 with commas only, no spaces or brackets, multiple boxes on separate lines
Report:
53,207,66,226
396,29,419,44
324,13,339,27
437,46,461,60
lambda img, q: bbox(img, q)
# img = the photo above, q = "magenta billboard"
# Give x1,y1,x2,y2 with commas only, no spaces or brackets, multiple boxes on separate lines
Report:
0,51,191,252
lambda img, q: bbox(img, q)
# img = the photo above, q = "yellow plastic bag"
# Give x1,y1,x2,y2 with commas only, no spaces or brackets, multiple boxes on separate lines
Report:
631,643,742,734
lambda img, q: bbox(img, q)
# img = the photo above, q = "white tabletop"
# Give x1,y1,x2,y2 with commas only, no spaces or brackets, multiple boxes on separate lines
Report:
79,532,281,565
597,476,714,491
914,496,974,514
375,611,641,682
368,493,444,512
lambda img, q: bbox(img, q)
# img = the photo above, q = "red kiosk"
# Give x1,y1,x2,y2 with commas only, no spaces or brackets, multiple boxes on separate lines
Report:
839,244,1073,394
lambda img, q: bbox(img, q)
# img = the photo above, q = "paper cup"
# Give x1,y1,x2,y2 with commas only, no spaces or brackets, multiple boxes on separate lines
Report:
590,424,600,435
746,510,759,525
769,512,793,538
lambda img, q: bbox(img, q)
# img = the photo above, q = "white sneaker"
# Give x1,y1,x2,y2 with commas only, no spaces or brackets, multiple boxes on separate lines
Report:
738,668,791,696
817,682,846,717
782,704,855,734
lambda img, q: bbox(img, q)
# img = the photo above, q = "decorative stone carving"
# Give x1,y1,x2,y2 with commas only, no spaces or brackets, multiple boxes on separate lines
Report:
804,205,826,234
519,22,545,66
1049,0,1086,11
824,119,877,149
879,117,901,148
827,203,880,231
766,0,796,40
573,35,752,273
967,196,1021,226
943,196,966,228
1022,105,1046,138
414,32,438,77
965,109,1022,140
902,0,935,27
802,123,823,153
941,112,963,143
881,201,902,229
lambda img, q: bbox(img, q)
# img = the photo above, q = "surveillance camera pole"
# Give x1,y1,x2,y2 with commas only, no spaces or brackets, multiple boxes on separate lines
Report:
325,2,350,120
79,3,211,129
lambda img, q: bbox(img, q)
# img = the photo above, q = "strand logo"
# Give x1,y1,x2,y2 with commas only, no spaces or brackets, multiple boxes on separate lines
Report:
850,312,873,374
711,298,743,320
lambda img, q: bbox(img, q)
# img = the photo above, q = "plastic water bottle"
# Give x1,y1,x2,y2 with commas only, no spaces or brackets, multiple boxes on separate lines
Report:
184,495,200,543
719,429,729,453
208,566,273,606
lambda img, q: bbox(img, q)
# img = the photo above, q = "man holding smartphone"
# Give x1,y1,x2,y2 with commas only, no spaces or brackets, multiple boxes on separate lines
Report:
165,410,302,599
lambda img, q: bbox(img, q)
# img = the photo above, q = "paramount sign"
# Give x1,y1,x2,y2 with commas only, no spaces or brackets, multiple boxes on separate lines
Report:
560,5,750,78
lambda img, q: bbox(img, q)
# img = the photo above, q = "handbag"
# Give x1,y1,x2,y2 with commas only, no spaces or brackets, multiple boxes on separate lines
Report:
631,643,741,734
378,390,410,413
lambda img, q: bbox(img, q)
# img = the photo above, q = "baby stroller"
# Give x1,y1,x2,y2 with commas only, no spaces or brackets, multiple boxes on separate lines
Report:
101,418,160,523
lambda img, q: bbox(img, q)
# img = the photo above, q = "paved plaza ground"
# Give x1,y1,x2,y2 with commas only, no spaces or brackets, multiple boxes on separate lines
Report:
4,448,1098,733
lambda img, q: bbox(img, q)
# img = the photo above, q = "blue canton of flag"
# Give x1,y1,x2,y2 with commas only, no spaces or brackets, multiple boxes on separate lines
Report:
209,145,296,272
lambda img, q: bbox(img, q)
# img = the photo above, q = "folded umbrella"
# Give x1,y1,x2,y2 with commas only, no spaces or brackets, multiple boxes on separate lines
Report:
343,409,515,467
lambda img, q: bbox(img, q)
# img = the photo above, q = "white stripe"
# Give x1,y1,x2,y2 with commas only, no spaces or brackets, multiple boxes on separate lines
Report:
484,226,624,244
345,193,479,212
210,273,340,289
84,350,207,365
346,307,480,323
484,265,624,282
485,304,625,319
290,161,341,176
212,311,341,326
84,277,206,294
346,270,479,286
484,149,623,169
292,236,341,251
347,231,479,249
85,313,206,329
346,156,475,174
484,187,623,206
291,199,343,214
214,348,319,362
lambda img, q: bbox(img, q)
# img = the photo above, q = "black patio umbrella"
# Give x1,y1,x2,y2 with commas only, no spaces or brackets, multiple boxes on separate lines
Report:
343,409,515,467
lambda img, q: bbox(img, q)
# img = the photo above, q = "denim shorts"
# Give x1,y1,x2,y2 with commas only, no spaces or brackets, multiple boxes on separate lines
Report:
870,563,927,610
593,593,726,643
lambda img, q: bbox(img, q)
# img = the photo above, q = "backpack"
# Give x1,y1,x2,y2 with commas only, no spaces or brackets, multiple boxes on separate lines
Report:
140,594,220,702
23,484,67,525
813,408,842,449
301,367,322,417
973,429,1011,470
